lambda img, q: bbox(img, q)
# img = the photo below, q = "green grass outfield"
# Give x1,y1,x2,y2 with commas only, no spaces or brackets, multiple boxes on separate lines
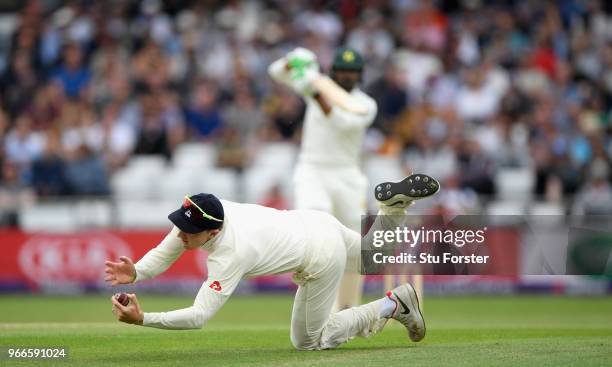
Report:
1,294,611,366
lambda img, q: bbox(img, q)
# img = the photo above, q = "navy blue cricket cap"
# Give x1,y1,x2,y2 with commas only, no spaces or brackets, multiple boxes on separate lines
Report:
168,193,224,233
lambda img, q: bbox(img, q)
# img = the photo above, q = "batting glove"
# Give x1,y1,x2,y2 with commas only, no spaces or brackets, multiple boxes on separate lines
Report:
286,47,317,66
290,66,320,97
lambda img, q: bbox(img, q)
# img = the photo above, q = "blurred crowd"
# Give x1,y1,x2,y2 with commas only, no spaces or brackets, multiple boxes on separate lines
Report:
1,0,612,226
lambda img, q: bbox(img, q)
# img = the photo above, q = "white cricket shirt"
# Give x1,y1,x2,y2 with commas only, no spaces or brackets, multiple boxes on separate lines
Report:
134,200,341,329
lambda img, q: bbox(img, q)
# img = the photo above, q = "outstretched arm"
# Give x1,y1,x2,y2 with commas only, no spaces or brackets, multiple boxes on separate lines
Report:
104,226,184,286
112,252,249,330
135,226,185,281
110,286,227,329
133,226,185,282
139,285,228,329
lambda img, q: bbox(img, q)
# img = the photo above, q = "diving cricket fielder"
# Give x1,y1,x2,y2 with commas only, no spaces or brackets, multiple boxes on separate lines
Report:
106,174,440,350
268,47,377,310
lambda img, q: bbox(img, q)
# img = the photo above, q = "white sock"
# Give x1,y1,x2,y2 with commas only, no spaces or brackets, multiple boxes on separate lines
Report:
377,295,397,318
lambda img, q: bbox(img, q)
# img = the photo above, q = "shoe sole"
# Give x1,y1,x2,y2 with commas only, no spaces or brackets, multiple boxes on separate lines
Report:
375,173,440,205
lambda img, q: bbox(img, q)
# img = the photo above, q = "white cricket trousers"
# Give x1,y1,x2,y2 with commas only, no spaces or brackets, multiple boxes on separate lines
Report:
290,212,381,350
294,162,367,310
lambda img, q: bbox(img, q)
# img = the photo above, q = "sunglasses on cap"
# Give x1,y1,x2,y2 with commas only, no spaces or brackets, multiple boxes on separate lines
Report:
183,195,223,223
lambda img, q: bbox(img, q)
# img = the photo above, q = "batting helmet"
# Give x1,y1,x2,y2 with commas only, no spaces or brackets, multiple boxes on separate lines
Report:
331,47,364,71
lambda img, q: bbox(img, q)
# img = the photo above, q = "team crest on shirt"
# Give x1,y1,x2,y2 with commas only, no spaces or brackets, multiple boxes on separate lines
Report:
209,280,222,292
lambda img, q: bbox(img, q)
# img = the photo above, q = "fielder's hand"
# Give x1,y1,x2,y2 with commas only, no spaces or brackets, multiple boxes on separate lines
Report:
111,293,144,325
104,256,136,286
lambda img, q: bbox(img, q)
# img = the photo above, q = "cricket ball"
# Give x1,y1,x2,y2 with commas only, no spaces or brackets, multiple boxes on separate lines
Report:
115,293,129,306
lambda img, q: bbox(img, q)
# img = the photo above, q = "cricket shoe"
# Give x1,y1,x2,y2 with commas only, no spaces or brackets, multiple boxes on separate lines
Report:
386,283,426,342
374,173,440,208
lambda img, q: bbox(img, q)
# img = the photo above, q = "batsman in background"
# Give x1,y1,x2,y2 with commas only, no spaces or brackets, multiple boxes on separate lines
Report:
268,47,377,311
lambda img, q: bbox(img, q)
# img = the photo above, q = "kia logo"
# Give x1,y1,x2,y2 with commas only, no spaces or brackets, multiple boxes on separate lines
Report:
18,233,132,283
